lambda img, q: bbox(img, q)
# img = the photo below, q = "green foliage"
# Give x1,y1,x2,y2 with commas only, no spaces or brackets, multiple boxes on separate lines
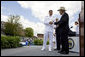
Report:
3,15,34,37
25,28,34,37
1,35,10,48
47,40,49,45
33,39,43,45
33,39,49,45
4,15,25,36
5,22,15,36
1,35,20,49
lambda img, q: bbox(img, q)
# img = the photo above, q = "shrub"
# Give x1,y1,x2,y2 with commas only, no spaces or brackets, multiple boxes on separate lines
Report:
1,35,20,49
1,35,10,48
7,36,20,48
47,40,49,45
33,39,43,45
33,39,49,45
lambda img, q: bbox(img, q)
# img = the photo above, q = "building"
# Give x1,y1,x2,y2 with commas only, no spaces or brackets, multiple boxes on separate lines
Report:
37,34,44,39
1,21,6,34
1,21,5,29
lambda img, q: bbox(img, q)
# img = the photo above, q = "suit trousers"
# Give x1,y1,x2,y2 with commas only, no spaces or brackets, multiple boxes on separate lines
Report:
56,31,61,50
61,32,69,53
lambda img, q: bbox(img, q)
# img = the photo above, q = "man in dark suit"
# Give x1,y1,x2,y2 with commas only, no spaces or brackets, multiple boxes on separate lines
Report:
54,7,69,54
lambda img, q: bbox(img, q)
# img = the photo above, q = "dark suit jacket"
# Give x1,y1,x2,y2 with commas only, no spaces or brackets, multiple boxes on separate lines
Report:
54,12,69,34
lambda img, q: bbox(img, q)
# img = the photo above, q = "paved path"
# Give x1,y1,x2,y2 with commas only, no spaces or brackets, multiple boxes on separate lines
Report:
1,46,79,56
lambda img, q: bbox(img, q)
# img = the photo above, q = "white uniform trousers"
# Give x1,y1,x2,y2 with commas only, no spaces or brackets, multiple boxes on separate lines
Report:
42,31,53,50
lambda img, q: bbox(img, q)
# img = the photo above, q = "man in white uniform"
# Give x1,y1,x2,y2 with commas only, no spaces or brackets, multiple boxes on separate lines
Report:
41,10,54,51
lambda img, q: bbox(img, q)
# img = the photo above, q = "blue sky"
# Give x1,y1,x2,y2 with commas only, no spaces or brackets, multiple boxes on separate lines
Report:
1,1,81,36
1,1,41,23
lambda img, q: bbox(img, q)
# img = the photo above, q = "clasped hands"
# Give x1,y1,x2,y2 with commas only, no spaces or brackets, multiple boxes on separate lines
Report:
49,21,59,28
49,18,59,27
49,21,53,25
49,18,58,25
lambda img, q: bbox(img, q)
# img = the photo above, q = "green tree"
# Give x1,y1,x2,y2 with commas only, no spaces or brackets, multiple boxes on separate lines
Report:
5,22,15,36
4,15,25,36
25,27,34,37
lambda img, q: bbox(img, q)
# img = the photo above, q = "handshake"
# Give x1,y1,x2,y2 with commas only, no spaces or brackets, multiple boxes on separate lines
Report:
49,21,53,25
49,18,58,25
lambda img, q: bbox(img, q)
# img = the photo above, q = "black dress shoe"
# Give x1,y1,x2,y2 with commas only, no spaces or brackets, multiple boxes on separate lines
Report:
54,49,58,51
58,50,63,53
60,51,69,54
